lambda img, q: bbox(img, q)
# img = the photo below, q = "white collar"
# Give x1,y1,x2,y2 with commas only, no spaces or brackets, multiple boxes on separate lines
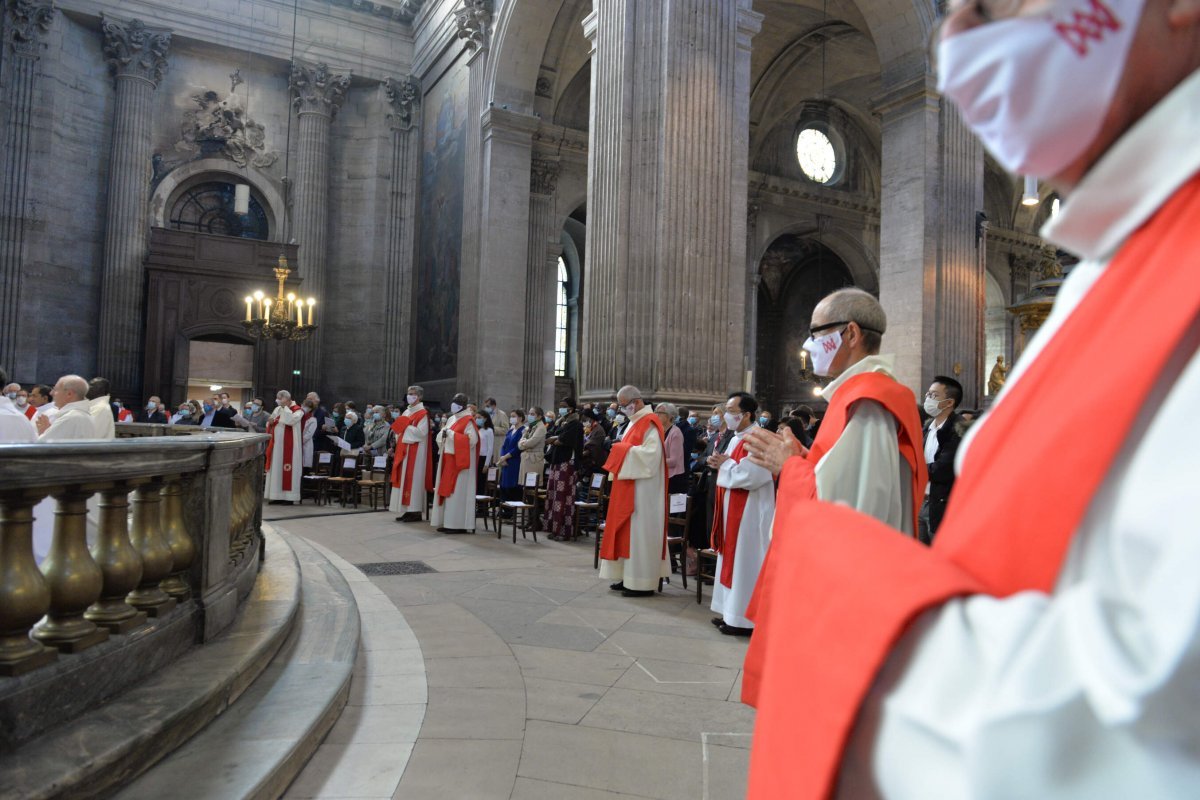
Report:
59,399,93,415
1042,68,1200,261
821,354,897,402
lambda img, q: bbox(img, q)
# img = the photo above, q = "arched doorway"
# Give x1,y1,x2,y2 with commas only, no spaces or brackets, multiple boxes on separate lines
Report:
755,235,854,414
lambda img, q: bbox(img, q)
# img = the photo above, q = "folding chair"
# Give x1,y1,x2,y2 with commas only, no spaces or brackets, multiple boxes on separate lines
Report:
476,467,499,532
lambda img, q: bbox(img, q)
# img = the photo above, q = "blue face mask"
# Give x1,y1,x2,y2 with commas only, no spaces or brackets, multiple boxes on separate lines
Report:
558,407,569,417
709,415,721,427
203,404,214,414
475,418,484,428
606,409,616,418
688,416,697,425
759,416,769,426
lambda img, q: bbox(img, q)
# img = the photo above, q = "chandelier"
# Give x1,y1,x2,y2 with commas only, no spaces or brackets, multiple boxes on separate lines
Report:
243,255,317,341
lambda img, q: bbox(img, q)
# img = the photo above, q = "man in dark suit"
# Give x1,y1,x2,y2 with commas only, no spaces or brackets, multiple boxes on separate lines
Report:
675,407,698,465
919,375,964,544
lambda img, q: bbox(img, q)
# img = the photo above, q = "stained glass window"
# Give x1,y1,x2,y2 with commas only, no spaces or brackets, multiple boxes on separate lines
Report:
555,258,568,377
796,128,837,185
168,181,269,240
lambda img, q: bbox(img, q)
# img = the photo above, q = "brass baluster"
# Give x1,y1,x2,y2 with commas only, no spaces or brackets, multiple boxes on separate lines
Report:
33,487,109,652
159,476,195,600
85,484,147,633
126,480,177,617
0,490,56,675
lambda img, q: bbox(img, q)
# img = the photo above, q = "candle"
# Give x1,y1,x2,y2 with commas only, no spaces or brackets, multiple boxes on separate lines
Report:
245,297,252,322
307,298,315,327
264,298,272,320
296,303,302,325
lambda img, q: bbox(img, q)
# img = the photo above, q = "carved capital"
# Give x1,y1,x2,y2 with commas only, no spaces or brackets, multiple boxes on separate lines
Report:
530,158,560,196
101,15,171,86
454,0,492,52
290,61,350,118
383,76,421,130
6,0,55,58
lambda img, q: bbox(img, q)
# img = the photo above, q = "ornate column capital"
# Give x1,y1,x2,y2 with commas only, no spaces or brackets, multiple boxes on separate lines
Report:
6,0,56,58
290,61,350,118
530,158,560,197
101,15,171,86
383,76,421,131
454,0,492,52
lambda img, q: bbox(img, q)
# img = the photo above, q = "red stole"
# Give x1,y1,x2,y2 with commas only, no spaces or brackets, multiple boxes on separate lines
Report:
436,414,475,504
117,408,133,422
742,172,1200,800
599,412,667,562
265,404,302,491
710,436,750,589
23,405,36,420
390,408,434,505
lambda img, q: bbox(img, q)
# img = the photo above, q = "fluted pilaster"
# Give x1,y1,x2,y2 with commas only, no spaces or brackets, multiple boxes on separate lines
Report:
381,77,421,399
580,0,760,406
522,159,560,408
289,61,349,386
96,15,171,398
0,0,56,376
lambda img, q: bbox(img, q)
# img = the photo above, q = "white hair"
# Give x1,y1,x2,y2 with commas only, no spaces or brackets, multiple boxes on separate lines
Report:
616,384,642,403
278,389,292,401
344,410,358,424
655,401,678,420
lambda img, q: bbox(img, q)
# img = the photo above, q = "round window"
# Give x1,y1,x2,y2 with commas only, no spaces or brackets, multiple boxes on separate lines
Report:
796,127,838,185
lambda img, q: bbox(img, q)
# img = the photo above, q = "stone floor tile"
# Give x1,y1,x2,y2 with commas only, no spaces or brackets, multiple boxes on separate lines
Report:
393,739,522,800
510,644,635,687
283,742,411,798
578,687,755,743
510,776,657,799
536,605,635,632
703,738,753,800
424,655,525,689
612,657,739,700
346,672,427,707
354,646,425,678
419,687,527,740
517,720,701,800
322,702,425,746
595,630,749,670
523,677,608,724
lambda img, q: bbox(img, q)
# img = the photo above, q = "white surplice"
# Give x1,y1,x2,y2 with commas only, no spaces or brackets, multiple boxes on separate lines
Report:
430,411,478,531
34,399,100,563
0,395,36,443
388,403,431,516
264,404,304,502
711,427,775,628
815,354,915,535
598,405,670,592
836,69,1200,800
89,396,115,440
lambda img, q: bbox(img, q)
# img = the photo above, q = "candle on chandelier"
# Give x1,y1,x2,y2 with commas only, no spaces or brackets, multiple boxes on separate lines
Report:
245,296,252,322
254,290,264,320
264,298,272,320
307,297,315,327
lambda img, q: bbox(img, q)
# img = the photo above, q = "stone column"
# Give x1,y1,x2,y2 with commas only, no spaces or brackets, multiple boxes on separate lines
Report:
454,0,493,399
579,0,762,407
95,16,171,399
875,77,984,397
381,76,421,399
522,158,560,408
0,0,55,378
288,61,349,388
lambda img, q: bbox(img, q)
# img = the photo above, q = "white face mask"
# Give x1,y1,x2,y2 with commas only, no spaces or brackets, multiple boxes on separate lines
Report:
924,397,947,418
16,396,27,407
803,328,843,377
450,402,463,414
615,414,626,425
407,394,418,405
509,417,518,426
723,412,743,430
936,0,1143,178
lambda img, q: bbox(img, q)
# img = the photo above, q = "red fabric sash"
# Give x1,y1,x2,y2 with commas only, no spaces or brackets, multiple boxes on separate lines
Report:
599,412,667,562
710,437,750,589
265,404,302,491
436,414,475,504
117,408,133,422
742,172,1200,800
390,408,433,505
23,405,36,420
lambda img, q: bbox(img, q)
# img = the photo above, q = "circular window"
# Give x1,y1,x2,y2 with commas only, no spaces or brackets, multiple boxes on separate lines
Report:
796,128,838,185
168,181,269,241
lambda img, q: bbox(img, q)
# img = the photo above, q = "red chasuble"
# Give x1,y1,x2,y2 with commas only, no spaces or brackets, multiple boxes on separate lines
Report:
265,403,302,492
743,172,1200,800
390,409,435,505
599,413,667,562
436,414,475,504
710,437,750,589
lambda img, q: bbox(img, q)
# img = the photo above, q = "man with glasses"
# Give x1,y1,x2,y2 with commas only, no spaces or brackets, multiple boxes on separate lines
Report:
743,0,1200,796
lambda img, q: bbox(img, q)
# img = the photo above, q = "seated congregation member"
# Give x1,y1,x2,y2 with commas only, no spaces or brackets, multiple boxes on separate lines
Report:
390,386,434,523
340,410,365,454
139,395,167,424
431,393,478,534
598,385,669,597
580,411,610,480
545,397,584,541
0,367,36,442
920,375,965,544
264,391,304,504
87,376,116,439
495,408,526,503
517,406,547,485
708,392,774,636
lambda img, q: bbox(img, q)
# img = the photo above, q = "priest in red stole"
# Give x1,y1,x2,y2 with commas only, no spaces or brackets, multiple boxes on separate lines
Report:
708,391,775,636
390,384,434,522
599,385,669,597
741,1,1200,797
431,392,478,534
265,390,304,504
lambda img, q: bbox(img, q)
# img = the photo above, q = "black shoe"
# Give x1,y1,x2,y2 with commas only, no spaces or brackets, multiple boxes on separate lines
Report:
402,512,422,522
711,617,724,628
622,589,655,598
442,528,474,534
436,527,448,532
609,582,625,592
718,623,753,637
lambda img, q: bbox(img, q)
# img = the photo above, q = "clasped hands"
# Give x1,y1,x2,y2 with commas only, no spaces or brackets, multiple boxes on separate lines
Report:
743,426,807,477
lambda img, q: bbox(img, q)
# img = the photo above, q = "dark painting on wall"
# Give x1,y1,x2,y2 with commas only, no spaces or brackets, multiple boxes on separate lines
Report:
413,64,468,382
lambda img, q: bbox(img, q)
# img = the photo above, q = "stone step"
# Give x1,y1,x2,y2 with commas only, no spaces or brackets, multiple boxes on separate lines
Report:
0,526,301,800
113,530,361,800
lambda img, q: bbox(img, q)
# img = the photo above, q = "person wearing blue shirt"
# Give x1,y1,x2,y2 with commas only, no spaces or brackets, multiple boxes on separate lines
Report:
496,408,526,503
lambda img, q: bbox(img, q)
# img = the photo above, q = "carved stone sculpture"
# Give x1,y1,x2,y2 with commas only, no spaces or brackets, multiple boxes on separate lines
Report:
289,61,350,118
173,89,278,168
101,15,171,86
384,76,421,130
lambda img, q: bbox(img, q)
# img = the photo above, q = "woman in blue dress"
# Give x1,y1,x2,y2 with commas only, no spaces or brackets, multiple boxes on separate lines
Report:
496,408,526,503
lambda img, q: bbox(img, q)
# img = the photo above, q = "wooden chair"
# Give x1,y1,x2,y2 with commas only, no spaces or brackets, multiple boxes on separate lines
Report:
665,492,691,590
499,471,540,543
573,472,608,540
696,548,719,604
476,467,499,532
325,455,359,507
356,454,390,510
301,452,333,505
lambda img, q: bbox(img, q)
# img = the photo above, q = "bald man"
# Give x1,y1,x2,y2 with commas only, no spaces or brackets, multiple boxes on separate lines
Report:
37,375,99,441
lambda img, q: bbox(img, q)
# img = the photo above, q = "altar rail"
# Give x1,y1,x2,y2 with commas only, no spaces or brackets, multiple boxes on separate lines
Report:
0,426,267,747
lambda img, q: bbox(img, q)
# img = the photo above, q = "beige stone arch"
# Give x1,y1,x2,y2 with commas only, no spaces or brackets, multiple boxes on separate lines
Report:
752,220,879,295
149,158,284,241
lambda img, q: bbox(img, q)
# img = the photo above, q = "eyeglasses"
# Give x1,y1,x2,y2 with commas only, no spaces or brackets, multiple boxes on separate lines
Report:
809,321,850,338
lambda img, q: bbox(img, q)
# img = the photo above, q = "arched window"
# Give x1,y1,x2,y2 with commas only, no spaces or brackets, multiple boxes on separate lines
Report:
555,257,569,377
168,181,269,240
